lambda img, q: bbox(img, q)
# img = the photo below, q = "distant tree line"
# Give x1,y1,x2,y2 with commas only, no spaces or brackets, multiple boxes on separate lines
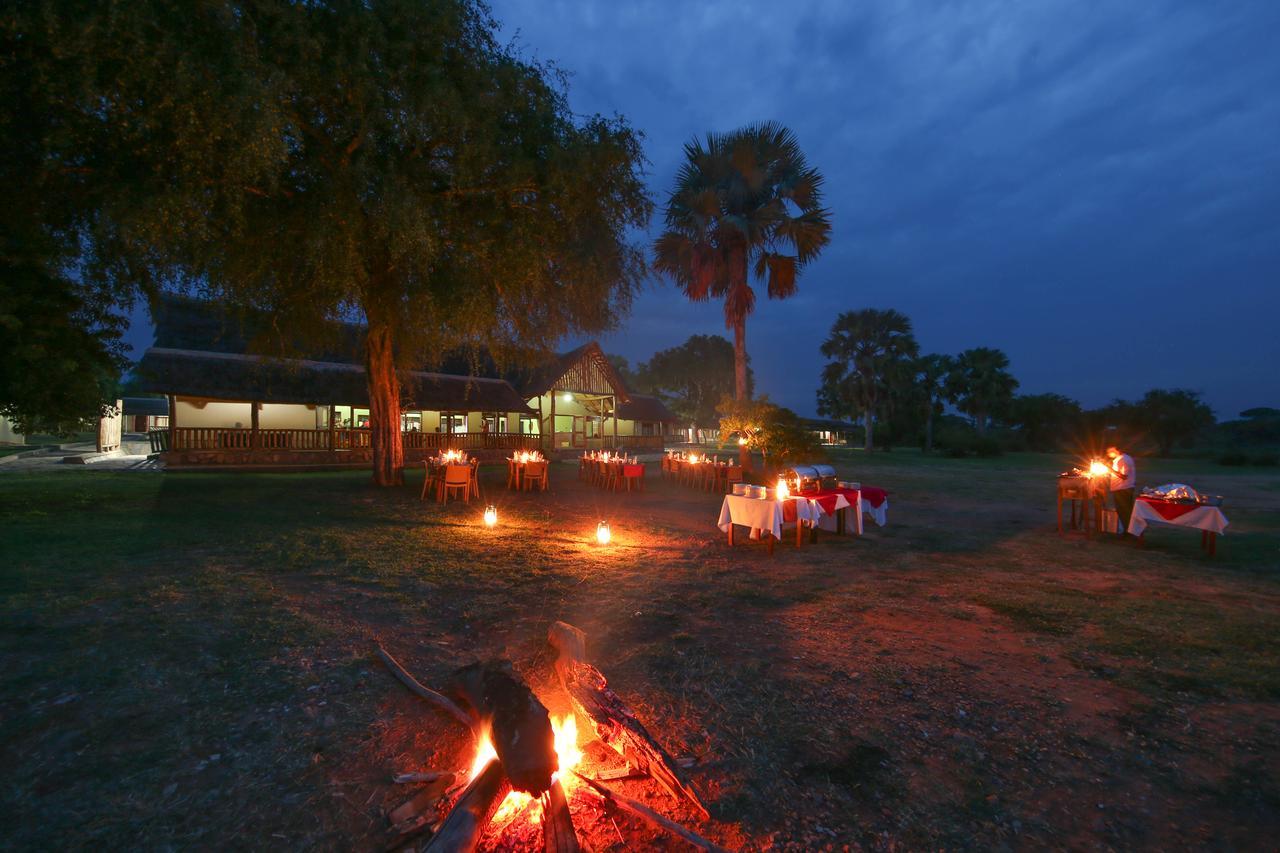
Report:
814,308,1248,458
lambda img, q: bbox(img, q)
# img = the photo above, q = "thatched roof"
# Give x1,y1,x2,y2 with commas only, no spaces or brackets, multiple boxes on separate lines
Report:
122,396,169,417
514,341,631,401
138,348,533,413
617,394,678,423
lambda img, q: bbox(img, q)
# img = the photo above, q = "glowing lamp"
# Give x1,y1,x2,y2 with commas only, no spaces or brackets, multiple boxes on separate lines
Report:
738,436,747,446
483,505,498,528
561,392,573,404
1088,460,1110,478
595,520,612,545
776,477,790,500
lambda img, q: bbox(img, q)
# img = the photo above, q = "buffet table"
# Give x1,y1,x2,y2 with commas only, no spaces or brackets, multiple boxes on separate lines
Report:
1127,496,1229,555
717,494,824,554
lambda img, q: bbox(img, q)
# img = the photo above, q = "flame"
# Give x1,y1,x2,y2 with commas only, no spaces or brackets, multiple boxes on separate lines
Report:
465,714,584,829
776,477,789,500
1089,460,1110,478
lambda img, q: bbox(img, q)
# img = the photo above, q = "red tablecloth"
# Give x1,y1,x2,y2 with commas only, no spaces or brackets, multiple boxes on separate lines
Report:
860,486,888,508
797,487,856,515
623,464,644,477
1137,497,1199,521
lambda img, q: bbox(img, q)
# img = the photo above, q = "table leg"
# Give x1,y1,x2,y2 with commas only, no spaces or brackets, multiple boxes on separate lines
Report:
1057,494,1063,535
727,524,734,547
796,519,803,548
837,507,846,536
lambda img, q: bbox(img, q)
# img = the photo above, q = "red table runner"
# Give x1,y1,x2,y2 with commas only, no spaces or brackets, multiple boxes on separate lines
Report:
797,486,887,512
1137,496,1199,521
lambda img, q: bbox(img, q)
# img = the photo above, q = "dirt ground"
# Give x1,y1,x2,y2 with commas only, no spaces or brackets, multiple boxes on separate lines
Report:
2,452,1277,850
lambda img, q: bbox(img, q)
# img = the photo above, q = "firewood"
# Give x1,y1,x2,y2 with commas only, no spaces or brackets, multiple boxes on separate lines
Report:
424,759,509,853
393,770,451,785
388,774,455,824
548,622,710,819
450,660,558,796
574,773,728,853
376,646,476,734
541,777,581,853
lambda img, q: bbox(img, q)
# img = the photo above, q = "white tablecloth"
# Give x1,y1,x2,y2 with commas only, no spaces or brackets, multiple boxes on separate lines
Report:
863,497,889,528
717,495,823,541
1126,500,1229,537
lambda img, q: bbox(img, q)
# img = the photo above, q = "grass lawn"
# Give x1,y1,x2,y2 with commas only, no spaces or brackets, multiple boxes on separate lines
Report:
2,451,1278,849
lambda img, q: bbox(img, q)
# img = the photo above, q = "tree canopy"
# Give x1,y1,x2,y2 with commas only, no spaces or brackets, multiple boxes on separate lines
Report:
4,0,651,482
945,347,1019,435
635,334,746,428
818,308,919,450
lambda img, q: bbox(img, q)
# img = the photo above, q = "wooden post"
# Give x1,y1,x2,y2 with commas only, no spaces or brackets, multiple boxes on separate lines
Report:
611,394,618,449
250,401,260,451
537,395,545,452
549,390,556,453
327,404,335,452
166,394,176,451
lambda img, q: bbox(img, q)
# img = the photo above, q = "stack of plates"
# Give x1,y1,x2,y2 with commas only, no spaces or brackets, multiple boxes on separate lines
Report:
839,480,861,490
731,482,747,496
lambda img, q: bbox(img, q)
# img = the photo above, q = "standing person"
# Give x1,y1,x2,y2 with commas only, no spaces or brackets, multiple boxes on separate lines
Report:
1106,444,1136,532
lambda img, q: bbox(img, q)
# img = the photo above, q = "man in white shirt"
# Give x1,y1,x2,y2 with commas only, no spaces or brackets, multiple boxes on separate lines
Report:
1106,445,1136,532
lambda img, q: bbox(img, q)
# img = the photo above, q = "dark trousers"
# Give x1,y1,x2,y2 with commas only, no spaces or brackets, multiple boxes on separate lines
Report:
1113,488,1135,532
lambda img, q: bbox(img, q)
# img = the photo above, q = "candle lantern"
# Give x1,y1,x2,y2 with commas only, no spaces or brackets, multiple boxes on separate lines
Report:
776,477,790,500
483,505,498,527
595,520,612,545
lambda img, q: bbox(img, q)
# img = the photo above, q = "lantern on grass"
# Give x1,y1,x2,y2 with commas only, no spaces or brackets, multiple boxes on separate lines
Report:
595,520,612,545
483,505,498,528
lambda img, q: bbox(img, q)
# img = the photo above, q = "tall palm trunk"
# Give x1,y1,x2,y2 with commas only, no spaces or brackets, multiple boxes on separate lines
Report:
732,315,751,468
365,323,404,486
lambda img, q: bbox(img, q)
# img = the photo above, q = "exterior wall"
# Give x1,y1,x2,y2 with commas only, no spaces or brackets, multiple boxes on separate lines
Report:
259,403,322,429
176,399,256,428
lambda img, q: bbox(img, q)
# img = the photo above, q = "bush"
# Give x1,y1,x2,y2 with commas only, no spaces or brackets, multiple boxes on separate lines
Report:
1252,453,1278,466
1218,452,1250,466
973,437,1004,457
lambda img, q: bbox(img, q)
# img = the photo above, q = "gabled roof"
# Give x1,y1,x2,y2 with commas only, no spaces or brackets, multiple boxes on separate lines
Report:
122,396,169,417
617,394,678,423
518,341,631,402
801,417,859,432
137,348,534,413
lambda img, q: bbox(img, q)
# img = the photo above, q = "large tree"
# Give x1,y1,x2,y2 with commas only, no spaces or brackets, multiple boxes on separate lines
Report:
652,122,831,463
1132,388,1215,456
946,347,1019,435
4,0,650,484
636,334,746,432
912,353,953,454
1009,392,1083,452
818,308,919,450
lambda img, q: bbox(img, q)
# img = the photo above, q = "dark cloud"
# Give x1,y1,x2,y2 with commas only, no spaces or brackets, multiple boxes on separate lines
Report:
489,0,1280,417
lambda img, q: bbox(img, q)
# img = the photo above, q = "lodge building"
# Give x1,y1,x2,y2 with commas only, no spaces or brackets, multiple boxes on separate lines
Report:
139,296,676,468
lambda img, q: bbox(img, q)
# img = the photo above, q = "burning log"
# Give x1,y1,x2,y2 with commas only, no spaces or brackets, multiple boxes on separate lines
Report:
424,758,510,853
547,622,710,820
541,778,581,853
450,660,558,795
574,772,727,852
376,645,477,734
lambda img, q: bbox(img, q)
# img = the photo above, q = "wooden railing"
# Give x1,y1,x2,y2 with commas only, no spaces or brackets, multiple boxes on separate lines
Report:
624,435,666,449
165,427,541,453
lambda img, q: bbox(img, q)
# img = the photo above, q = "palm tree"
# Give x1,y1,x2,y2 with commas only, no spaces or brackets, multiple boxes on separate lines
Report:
653,122,831,462
914,353,953,453
946,347,1019,434
819,308,919,450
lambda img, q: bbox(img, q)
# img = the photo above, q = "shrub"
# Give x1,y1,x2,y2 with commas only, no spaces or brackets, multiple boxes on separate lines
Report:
973,437,1004,457
1253,453,1278,466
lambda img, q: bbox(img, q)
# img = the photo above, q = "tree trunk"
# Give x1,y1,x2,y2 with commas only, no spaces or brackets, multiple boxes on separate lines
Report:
365,324,403,486
863,409,873,452
733,316,750,468
975,411,987,435
924,407,934,454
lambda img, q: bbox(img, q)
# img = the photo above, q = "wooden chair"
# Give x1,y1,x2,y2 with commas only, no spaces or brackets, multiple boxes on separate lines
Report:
469,457,482,500
724,465,744,494
440,464,472,504
578,454,590,481
507,458,521,490
420,460,440,501
522,460,548,491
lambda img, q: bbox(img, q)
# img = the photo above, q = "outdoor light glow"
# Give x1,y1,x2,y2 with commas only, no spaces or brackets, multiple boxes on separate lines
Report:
776,478,790,500
561,392,573,404
1089,460,1110,478
738,436,747,446
596,520,611,545
483,505,498,527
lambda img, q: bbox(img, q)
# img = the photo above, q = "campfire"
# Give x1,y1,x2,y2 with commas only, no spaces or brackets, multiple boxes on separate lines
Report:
376,622,722,852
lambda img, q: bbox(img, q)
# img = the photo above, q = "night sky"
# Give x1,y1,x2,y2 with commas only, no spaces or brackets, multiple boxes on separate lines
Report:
126,0,1280,419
